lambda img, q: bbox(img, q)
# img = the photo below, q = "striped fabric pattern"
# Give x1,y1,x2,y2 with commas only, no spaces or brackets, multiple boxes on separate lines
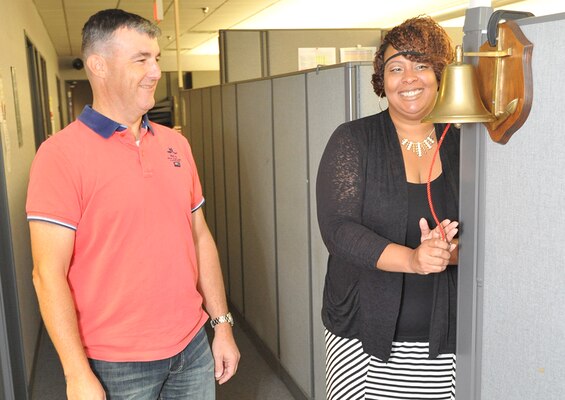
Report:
325,330,456,400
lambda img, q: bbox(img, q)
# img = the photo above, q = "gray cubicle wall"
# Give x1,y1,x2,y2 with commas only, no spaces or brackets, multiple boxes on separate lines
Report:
220,28,382,83
457,11,565,400
306,65,358,399
210,86,229,284
219,30,266,84
272,73,311,394
237,80,279,356
183,62,376,399
479,15,565,399
201,89,217,236
186,90,202,170
183,88,227,288
221,85,244,311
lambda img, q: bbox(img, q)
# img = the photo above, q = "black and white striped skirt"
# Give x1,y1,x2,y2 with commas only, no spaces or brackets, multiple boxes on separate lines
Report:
325,329,456,400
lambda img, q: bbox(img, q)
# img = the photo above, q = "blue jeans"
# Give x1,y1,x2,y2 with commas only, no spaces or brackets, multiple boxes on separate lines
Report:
89,326,215,399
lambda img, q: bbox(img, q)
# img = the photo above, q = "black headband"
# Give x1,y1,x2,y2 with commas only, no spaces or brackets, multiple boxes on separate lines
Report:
383,50,425,67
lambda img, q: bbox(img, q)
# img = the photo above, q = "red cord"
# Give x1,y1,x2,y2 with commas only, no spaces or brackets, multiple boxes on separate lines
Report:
426,123,451,241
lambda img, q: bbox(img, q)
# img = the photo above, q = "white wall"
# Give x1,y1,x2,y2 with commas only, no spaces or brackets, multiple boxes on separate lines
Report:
0,0,63,386
192,71,221,88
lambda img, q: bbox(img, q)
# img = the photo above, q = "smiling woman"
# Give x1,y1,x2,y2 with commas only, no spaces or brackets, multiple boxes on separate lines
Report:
371,16,455,181
316,15,461,400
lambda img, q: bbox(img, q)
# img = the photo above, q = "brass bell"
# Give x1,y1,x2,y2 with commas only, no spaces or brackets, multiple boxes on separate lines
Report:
422,46,495,124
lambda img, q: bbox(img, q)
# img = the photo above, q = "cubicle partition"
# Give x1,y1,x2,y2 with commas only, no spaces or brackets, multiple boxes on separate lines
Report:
219,28,382,83
457,12,565,400
182,62,376,399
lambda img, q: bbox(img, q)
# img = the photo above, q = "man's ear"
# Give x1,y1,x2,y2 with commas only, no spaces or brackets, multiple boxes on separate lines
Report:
85,54,107,78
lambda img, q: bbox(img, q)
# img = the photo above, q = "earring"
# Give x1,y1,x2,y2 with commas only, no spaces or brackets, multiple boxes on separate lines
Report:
378,97,388,112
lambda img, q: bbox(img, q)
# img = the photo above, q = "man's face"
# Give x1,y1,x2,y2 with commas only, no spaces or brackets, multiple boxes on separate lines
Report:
103,27,162,117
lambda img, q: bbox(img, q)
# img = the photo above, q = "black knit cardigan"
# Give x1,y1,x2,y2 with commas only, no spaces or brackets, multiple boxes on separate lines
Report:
316,110,460,361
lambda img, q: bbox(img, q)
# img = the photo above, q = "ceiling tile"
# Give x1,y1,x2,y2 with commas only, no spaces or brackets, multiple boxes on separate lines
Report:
33,0,564,58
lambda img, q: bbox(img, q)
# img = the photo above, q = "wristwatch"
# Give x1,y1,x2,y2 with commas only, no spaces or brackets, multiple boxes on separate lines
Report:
210,312,234,328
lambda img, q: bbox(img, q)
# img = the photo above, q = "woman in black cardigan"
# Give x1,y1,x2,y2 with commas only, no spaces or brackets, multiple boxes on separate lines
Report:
317,16,460,400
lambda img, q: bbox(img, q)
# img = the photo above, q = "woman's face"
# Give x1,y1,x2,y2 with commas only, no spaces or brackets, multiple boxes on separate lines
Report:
383,46,438,123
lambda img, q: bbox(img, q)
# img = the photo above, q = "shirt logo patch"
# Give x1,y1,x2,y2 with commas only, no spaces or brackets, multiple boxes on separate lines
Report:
167,147,182,167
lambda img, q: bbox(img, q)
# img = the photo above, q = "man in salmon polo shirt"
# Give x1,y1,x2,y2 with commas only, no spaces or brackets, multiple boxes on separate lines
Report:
26,9,239,399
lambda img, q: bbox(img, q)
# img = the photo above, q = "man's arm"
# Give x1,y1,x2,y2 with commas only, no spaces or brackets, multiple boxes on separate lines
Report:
192,208,240,384
30,221,105,399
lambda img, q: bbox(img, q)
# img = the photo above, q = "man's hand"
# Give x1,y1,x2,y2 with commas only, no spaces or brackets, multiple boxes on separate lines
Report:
211,325,240,385
66,370,106,399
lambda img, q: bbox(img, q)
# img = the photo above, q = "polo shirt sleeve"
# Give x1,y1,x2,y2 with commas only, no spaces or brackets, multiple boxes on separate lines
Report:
26,139,82,230
183,139,204,213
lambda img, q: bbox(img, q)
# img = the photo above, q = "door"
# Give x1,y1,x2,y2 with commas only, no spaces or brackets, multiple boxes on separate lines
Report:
0,131,28,399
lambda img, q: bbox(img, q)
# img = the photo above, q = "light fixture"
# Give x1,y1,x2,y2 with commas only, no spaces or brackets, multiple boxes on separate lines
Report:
423,11,534,144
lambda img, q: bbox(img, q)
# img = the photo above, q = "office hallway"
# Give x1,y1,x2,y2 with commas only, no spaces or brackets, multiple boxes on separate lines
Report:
31,323,297,400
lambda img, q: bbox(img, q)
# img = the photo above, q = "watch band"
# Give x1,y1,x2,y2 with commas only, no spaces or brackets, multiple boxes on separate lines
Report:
210,312,234,328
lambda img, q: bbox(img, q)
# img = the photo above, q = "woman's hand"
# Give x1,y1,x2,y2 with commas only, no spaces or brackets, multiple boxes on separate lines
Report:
409,238,452,275
419,218,458,251
408,218,459,275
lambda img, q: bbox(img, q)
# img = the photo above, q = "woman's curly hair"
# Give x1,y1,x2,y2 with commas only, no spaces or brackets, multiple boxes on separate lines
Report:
371,16,454,97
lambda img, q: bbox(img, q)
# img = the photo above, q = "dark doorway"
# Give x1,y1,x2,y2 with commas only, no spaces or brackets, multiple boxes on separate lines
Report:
25,36,52,150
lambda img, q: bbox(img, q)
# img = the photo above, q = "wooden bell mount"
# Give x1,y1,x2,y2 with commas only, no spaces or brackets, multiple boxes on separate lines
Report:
473,19,534,144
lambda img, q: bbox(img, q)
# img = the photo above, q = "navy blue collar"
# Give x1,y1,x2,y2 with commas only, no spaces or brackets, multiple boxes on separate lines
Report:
77,105,153,139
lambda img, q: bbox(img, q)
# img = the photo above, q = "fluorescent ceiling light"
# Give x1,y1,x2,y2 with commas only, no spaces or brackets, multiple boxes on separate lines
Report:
187,36,220,55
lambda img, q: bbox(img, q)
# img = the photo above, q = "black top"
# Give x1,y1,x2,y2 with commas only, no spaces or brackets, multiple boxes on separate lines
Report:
316,110,459,361
394,175,447,341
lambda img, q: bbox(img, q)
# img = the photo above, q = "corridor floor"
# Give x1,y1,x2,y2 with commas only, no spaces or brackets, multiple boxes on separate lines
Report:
31,324,296,400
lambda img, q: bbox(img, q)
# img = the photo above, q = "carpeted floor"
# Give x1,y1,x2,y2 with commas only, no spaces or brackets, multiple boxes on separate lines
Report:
30,324,296,400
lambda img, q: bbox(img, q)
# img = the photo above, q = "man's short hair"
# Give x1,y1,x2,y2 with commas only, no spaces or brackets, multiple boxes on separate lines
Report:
81,9,161,58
